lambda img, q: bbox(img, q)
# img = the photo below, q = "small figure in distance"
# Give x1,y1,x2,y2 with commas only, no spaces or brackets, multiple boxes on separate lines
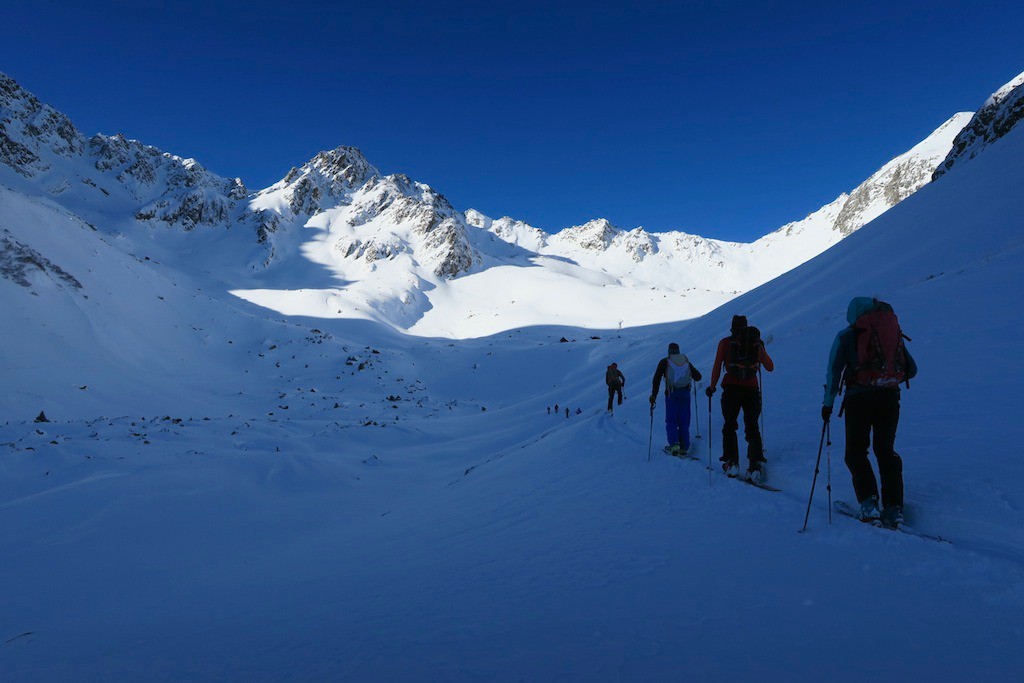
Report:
606,362,626,413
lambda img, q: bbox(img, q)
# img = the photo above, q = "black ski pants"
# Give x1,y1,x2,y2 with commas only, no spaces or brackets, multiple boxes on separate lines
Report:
607,384,623,411
843,389,902,508
720,385,763,467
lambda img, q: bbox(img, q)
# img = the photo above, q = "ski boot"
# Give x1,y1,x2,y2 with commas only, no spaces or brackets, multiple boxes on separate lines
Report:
880,505,904,529
855,495,881,523
747,460,766,483
720,459,739,477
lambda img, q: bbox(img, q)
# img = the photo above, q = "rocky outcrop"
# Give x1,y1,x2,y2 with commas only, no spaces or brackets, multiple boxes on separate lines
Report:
349,174,477,278
934,71,1024,179
619,227,655,262
1,72,255,235
258,146,380,217
553,219,621,251
0,72,83,177
0,227,82,291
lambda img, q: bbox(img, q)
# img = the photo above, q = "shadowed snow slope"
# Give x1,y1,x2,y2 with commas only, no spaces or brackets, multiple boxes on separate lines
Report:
2,72,1024,680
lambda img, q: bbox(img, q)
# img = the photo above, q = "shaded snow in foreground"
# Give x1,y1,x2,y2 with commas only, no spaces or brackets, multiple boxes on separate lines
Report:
2,119,1024,680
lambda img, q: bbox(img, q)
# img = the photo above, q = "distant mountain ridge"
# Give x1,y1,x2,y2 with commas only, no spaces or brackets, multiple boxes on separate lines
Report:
6,68,1024,336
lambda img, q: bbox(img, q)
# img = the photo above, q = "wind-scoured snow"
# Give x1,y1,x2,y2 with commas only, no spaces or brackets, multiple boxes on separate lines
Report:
2,69,1024,680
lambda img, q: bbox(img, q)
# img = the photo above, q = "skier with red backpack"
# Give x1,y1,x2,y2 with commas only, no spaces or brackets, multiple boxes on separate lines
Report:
706,315,774,481
823,297,917,529
650,343,702,456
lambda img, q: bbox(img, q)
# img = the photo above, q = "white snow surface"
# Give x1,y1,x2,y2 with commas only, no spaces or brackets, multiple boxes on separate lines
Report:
2,70,1024,680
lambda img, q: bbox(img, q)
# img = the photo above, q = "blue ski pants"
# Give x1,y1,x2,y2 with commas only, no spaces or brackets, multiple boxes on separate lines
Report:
664,388,692,449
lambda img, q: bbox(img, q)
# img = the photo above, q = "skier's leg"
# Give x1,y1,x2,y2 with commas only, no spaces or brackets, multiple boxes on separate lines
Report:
607,386,615,412
680,388,692,450
720,387,741,465
741,386,764,468
871,390,903,508
616,386,623,405
844,393,878,503
664,392,679,446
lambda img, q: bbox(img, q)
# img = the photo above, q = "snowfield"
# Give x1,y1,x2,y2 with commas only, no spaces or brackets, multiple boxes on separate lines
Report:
2,69,1024,681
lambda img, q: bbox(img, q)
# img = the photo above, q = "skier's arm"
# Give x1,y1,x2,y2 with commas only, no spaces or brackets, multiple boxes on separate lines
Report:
651,359,667,397
618,371,626,386
708,339,727,389
823,331,846,408
759,344,774,372
689,364,702,382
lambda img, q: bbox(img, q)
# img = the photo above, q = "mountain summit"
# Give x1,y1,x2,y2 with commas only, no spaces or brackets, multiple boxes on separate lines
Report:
0,68,979,336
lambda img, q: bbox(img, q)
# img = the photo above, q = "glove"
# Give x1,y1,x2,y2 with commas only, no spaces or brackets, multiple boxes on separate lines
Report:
649,394,657,405
705,386,715,398
821,406,832,422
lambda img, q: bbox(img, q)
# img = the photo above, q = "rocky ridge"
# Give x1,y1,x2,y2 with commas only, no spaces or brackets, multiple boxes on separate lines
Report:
934,71,1024,179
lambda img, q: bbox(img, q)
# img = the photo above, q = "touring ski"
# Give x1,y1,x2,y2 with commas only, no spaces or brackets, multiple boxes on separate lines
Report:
663,445,700,462
833,501,950,543
726,472,781,492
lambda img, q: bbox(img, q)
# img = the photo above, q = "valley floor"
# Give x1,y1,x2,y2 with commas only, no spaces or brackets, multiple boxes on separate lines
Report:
3,358,1022,680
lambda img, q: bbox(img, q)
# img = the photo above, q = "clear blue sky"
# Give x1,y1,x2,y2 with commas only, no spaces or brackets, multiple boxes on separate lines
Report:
3,0,1021,240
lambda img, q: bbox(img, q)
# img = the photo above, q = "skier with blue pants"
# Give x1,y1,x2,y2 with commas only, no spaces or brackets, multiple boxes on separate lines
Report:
650,343,703,456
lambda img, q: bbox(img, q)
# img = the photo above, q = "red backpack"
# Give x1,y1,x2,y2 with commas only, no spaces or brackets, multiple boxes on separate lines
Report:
852,302,909,387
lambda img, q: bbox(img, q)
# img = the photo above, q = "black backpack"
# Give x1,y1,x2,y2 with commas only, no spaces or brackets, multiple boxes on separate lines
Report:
727,326,762,380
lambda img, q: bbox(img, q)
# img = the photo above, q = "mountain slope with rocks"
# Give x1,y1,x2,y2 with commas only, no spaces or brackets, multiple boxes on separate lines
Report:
0,70,971,338
934,70,1024,179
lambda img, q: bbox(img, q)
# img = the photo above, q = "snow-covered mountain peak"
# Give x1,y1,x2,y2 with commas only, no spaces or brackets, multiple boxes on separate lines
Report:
0,71,84,176
552,218,622,250
302,145,378,189
0,71,258,234
253,145,380,217
934,71,1024,179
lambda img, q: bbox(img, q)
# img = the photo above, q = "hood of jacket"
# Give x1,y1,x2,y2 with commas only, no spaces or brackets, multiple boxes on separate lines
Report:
846,297,877,325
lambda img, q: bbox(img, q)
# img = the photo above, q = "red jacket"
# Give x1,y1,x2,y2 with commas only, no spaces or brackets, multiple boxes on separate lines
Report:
708,337,774,389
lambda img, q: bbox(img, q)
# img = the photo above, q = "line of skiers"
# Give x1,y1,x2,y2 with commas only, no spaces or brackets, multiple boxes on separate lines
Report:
547,405,584,418
608,297,917,529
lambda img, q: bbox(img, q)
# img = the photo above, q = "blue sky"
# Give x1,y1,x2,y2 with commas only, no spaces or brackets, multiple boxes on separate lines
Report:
2,0,1021,240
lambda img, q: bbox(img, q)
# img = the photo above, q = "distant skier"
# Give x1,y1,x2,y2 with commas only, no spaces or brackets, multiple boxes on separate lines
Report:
565,407,569,418
650,343,702,455
823,297,917,528
547,406,551,414
706,315,774,480
555,403,559,414
605,362,626,412
576,408,582,415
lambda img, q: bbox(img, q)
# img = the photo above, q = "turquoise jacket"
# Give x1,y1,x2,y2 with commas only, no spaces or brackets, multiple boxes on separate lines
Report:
823,297,918,409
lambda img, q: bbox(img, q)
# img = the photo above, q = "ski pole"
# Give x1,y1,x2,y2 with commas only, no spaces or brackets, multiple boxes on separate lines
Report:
826,420,832,525
801,420,829,533
647,402,655,462
707,393,714,485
